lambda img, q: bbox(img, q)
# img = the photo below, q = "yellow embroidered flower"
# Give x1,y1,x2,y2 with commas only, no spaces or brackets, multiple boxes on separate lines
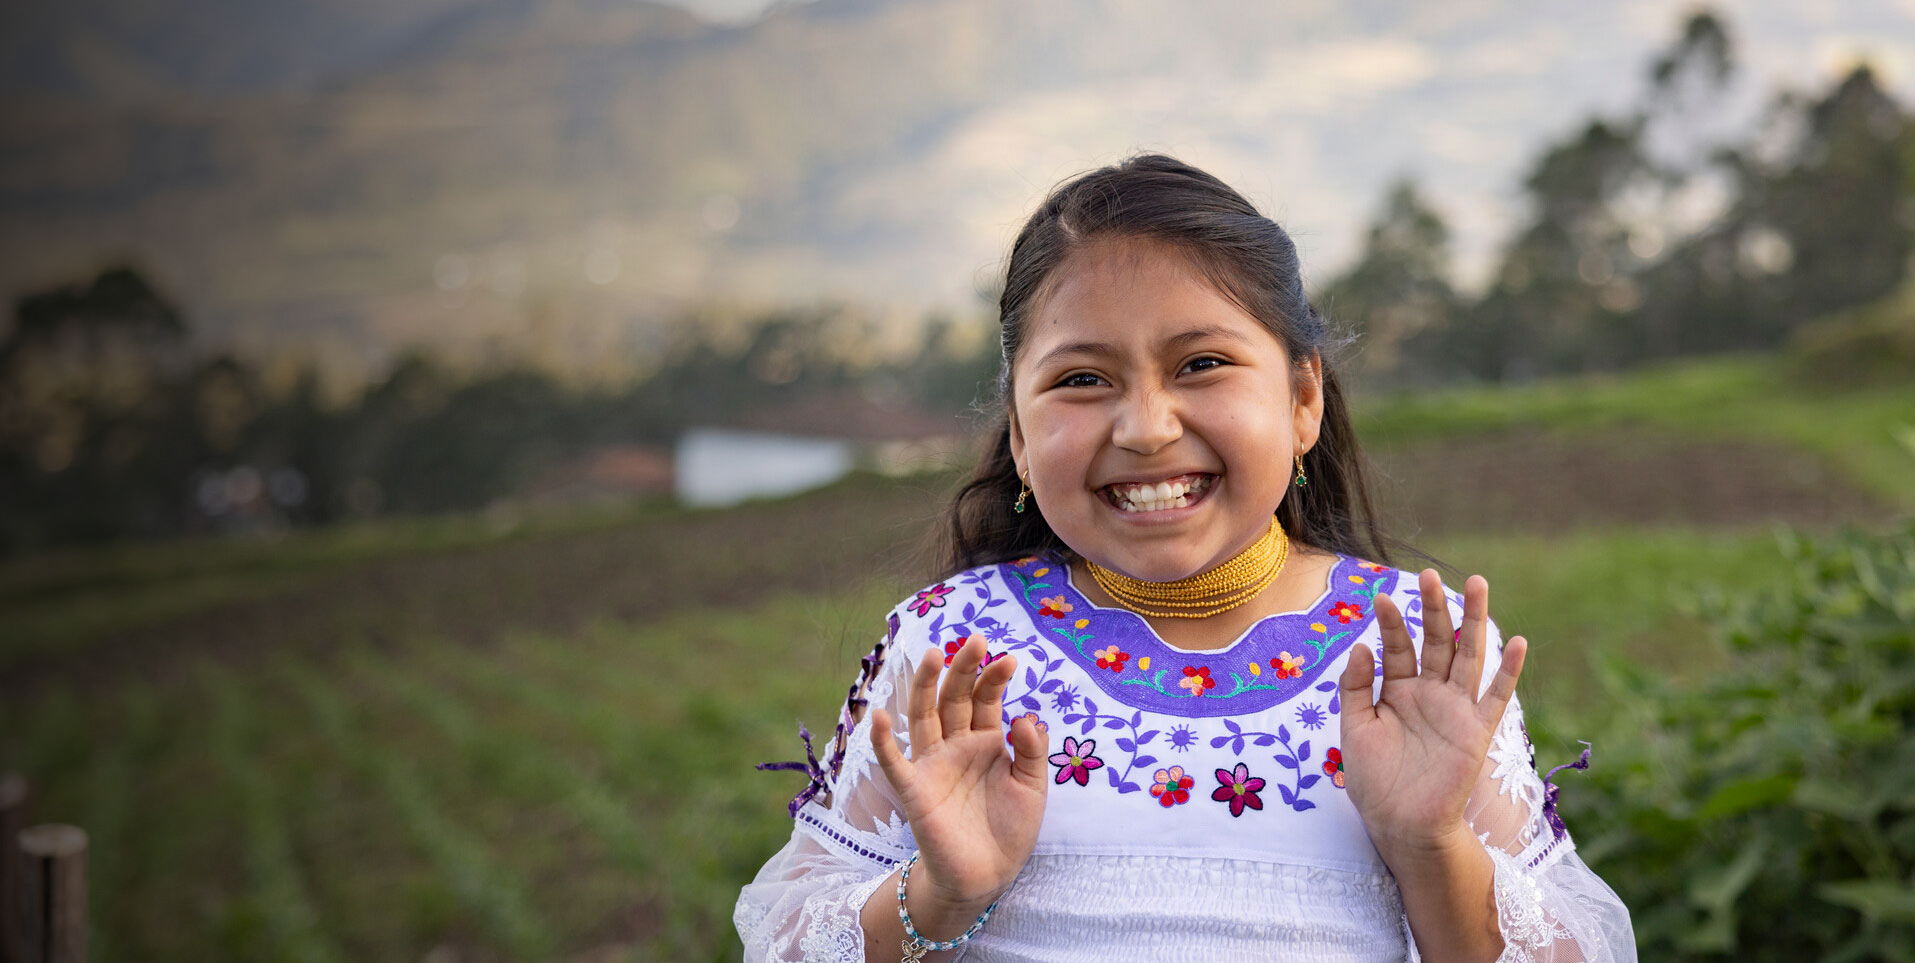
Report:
1138,656,1151,671
1248,661,1262,677
1074,618,1089,628
1348,575,1366,584
1310,622,1327,633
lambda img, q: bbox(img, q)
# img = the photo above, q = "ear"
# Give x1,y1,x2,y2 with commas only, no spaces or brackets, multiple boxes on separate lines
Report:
1008,405,1027,475
1293,352,1325,454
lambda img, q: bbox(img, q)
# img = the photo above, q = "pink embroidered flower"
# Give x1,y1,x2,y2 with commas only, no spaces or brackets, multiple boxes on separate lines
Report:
1359,561,1389,574
1211,763,1266,817
1323,747,1346,788
1047,736,1105,786
1178,665,1215,696
1270,651,1305,680
1092,645,1129,672
1327,600,1364,624
1038,595,1073,618
910,583,954,616
1150,766,1194,807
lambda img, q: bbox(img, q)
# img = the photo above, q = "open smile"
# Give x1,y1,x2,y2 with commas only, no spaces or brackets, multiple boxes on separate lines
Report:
1098,472,1217,514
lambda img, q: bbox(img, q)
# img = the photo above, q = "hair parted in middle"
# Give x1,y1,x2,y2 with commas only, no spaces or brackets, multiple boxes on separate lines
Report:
939,152,1404,576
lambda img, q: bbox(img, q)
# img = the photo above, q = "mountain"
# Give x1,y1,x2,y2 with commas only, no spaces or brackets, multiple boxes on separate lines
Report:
1,0,1908,377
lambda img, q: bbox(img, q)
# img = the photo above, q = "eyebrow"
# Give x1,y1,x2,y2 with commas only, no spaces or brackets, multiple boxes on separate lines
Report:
1031,325,1255,370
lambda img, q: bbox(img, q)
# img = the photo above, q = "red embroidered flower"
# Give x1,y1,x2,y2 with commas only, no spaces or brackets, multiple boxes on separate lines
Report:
1211,762,1266,817
1047,736,1105,786
1327,600,1364,624
910,583,954,616
1150,765,1195,806
1270,651,1305,680
943,632,1002,666
1037,595,1073,618
1092,645,1128,672
1323,747,1345,789
1178,665,1215,696
1358,561,1389,574
1013,555,1039,567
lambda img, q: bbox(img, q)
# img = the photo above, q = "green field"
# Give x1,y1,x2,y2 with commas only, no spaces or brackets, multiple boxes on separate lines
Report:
2,354,1910,961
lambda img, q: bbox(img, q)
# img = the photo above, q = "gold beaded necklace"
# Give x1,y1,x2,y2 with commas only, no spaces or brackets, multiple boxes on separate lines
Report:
1086,517,1289,619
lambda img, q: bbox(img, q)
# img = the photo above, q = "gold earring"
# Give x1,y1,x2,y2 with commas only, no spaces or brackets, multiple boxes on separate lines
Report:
1293,454,1308,488
1014,471,1031,513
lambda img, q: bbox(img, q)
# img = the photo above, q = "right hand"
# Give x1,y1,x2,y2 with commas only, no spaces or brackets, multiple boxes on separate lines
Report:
869,632,1051,934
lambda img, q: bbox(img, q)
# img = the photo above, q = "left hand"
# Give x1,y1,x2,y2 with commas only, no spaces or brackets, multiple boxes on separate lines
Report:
1337,570,1528,861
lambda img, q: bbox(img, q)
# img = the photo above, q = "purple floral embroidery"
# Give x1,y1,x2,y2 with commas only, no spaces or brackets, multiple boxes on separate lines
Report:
1168,724,1197,752
1001,554,1397,717
1295,703,1328,730
1211,762,1266,816
1270,725,1323,812
910,583,954,616
1051,683,1081,711
1048,736,1106,786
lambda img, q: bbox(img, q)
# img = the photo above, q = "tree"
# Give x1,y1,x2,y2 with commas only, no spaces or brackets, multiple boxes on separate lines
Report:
1317,179,1460,386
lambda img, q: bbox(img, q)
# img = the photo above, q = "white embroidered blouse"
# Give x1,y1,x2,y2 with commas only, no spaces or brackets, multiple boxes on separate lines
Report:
735,554,1636,962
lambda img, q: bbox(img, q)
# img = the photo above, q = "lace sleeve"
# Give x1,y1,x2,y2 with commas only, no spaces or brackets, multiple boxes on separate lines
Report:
1441,619,1637,963
736,628,964,962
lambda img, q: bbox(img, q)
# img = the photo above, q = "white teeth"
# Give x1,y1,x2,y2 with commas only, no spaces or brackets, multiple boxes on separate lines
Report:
1111,474,1211,512
1155,482,1174,501
1174,494,1188,508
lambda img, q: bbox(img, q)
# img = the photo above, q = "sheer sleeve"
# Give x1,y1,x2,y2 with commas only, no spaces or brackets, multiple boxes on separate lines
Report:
736,630,961,962
1431,618,1637,963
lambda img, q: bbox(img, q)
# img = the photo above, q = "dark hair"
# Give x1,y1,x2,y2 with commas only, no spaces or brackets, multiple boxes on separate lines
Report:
940,153,1404,576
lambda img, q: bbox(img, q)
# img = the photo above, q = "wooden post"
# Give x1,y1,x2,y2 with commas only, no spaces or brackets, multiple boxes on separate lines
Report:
0,775,26,963
17,825,85,963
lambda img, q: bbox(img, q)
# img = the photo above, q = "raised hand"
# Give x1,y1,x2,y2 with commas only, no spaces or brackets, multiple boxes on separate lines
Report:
1336,570,1527,861
868,633,1051,937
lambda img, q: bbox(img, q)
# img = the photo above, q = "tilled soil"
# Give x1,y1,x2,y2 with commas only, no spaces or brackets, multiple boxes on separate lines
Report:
3,429,1889,701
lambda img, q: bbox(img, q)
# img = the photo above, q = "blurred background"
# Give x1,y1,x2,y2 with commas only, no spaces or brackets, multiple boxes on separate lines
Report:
1,0,1913,960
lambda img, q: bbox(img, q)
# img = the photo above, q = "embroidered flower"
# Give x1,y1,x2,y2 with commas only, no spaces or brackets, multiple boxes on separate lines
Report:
1051,684,1080,711
1359,561,1389,573
1248,661,1261,677
983,621,1013,643
1347,575,1367,584
1150,765,1195,806
1323,747,1345,788
942,632,983,665
1038,595,1073,618
1327,600,1363,624
910,583,954,616
1211,763,1266,817
1013,556,1039,567
1270,651,1305,680
1092,645,1128,672
1048,736,1105,786
1168,724,1196,752
1310,622,1327,633
1178,665,1216,696
1007,711,1047,744
1296,703,1328,731
1137,656,1151,671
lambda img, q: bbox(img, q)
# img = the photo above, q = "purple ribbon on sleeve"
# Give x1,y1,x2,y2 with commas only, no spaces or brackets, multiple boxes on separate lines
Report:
1540,740,1593,843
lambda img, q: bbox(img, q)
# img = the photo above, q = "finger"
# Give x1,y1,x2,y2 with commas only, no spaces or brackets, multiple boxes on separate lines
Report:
1007,710,1052,788
937,633,984,735
1451,575,1491,695
907,646,945,753
971,652,1017,730
1373,592,1419,683
1339,642,1377,721
1417,569,1456,682
869,707,913,794
1476,635,1528,730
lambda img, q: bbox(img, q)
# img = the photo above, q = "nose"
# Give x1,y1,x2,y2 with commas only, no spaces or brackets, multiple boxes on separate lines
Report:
1111,385,1182,454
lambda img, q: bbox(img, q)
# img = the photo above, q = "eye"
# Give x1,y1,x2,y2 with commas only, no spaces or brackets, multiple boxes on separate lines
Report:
1056,371,1107,388
1182,356,1228,374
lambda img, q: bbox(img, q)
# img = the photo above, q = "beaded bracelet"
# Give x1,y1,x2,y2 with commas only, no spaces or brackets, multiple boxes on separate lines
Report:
894,853,998,961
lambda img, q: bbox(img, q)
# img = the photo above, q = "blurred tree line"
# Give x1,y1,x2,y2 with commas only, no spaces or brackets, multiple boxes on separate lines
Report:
0,268,1000,554
1321,10,1915,386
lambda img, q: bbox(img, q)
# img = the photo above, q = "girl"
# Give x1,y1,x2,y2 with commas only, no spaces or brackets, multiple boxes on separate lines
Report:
736,155,1634,962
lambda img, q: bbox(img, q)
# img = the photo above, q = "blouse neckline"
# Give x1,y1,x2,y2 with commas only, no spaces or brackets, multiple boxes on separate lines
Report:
1061,551,1343,655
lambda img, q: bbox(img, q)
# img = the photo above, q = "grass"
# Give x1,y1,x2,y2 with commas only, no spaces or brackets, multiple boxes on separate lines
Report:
0,351,1906,960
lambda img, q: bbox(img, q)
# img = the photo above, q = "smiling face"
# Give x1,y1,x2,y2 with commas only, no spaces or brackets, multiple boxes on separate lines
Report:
1008,236,1324,582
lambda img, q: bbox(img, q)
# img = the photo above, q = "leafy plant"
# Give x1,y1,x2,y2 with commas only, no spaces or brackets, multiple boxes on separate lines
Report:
1571,522,1915,961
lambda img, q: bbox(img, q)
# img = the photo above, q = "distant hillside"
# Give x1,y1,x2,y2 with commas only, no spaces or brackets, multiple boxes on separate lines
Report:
2,0,1909,375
